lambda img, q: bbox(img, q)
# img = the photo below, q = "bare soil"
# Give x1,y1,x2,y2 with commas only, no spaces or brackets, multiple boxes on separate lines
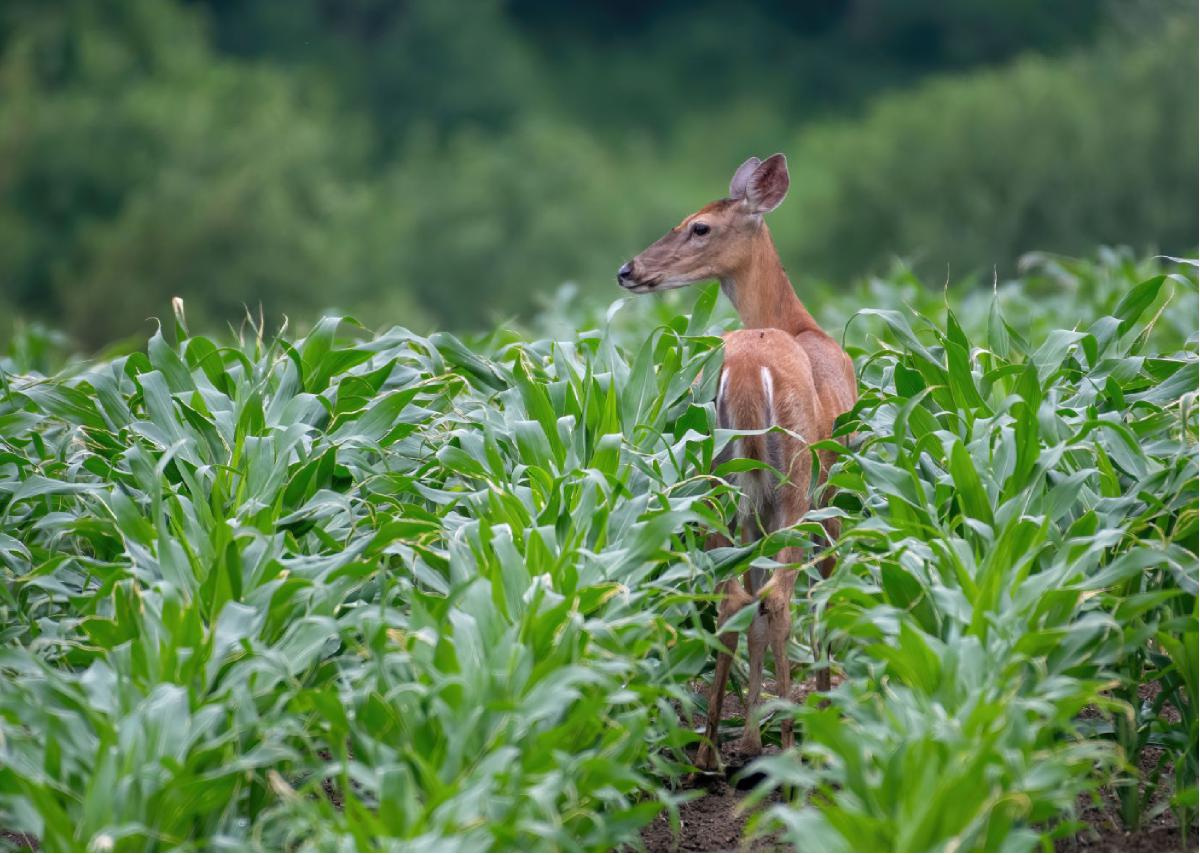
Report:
0,832,36,853
638,675,827,853
1054,747,1196,853
1054,682,1197,853
639,773,785,853
638,677,1197,853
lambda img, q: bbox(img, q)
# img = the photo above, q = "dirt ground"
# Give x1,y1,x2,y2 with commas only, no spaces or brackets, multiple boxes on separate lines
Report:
639,772,785,853
1053,682,1197,853
638,678,1198,853
1053,752,1197,854
0,833,35,853
638,675,821,853
1056,682,1195,850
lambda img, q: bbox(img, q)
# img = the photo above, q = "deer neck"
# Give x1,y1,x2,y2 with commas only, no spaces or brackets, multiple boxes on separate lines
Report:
719,223,821,337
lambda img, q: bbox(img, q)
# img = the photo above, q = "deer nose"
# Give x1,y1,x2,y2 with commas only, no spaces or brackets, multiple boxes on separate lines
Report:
617,261,634,284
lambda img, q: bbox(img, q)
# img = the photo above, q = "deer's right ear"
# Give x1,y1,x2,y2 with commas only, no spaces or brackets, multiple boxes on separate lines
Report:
743,153,789,214
729,157,762,199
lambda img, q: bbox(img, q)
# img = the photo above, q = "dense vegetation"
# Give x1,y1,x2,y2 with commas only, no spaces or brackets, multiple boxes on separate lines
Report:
1,0,1195,347
1,252,1195,851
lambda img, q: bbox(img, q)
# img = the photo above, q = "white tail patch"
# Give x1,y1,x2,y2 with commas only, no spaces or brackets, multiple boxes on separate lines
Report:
714,367,741,464
760,366,775,424
731,366,778,533
714,363,783,533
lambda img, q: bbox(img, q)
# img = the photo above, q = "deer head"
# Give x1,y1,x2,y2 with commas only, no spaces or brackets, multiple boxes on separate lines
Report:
617,154,790,294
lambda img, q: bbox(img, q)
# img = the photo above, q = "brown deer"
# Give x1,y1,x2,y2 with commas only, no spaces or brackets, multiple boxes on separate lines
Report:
617,154,857,771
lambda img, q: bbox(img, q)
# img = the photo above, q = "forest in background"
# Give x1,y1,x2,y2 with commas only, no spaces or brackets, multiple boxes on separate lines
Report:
0,0,1196,349
0,5,1197,850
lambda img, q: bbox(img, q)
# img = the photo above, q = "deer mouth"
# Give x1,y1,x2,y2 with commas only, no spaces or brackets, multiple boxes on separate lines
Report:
619,276,662,294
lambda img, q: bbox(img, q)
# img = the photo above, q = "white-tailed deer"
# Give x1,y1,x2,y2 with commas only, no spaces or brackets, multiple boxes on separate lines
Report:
617,154,857,771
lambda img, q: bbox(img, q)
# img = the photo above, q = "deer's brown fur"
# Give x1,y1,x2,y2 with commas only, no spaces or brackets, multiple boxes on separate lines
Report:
618,154,857,770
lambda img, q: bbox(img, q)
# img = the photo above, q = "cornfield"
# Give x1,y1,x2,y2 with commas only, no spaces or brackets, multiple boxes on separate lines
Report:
1,251,1196,851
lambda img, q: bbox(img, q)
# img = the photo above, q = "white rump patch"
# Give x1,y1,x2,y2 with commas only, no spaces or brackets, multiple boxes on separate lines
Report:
760,366,775,425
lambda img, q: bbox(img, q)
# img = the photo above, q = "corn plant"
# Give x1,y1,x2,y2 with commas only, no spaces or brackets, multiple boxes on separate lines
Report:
1,252,1196,852
752,262,1198,850
0,297,752,850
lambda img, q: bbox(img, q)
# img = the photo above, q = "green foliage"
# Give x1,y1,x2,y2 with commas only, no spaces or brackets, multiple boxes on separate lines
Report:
365,123,676,330
0,293,731,849
0,252,1196,851
744,255,1199,850
776,18,1198,284
0,0,427,350
2,0,1194,348
203,0,543,144
203,0,1109,145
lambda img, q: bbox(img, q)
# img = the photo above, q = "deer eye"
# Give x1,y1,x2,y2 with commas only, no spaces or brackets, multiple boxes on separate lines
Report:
691,222,710,237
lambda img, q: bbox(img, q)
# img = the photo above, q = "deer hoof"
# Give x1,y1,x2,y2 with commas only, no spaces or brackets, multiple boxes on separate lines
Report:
735,732,763,756
694,742,722,773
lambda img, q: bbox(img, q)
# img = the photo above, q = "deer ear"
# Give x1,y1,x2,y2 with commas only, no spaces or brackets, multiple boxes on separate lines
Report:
743,153,789,214
728,156,761,199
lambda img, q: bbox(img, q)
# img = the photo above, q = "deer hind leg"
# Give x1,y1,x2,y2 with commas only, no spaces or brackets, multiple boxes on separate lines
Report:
813,516,840,693
695,574,753,771
813,462,841,693
733,457,777,758
765,558,801,749
737,606,768,755
717,347,807,756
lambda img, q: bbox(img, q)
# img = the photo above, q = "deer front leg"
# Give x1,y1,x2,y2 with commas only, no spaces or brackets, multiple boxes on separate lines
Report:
814,460,842,693
737,609,767,755
695,576,753,771
814,638,831,693
765,561,800,750
815,514,840,693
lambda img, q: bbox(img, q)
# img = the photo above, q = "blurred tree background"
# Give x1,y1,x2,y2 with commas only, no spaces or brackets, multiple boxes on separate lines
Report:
0,0,1195,350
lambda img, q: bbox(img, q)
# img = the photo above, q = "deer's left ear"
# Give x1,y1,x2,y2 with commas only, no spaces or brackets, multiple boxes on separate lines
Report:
743,153,789,214
729,156,762,199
